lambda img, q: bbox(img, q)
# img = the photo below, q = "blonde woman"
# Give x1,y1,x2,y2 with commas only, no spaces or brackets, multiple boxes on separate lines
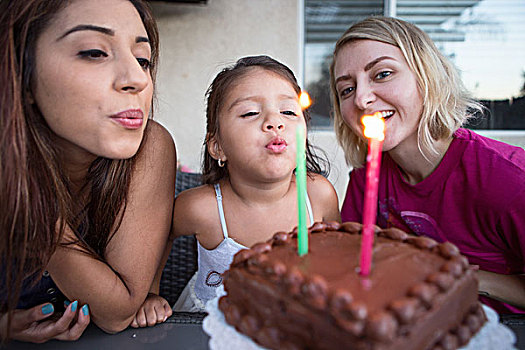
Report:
330,16,525,314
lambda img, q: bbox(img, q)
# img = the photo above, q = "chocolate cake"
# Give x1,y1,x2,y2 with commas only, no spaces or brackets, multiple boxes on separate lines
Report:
219,221,486,350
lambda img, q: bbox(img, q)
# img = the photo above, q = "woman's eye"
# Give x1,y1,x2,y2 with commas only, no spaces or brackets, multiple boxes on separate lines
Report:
137,58,151,70
78,49,108,59
376,71,392,80
282,110,297,116
241,111,258,118
339,86,354,98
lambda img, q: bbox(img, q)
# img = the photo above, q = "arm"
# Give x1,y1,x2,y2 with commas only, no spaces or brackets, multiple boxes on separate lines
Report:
46,121,176,333
479,187,525,309
478,271,525,309
130,226,174,328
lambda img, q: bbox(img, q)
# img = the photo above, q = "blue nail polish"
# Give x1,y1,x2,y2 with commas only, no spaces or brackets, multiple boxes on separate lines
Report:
64,300,71,307
42,304,54,315
71,300,78,312
82,304,89,316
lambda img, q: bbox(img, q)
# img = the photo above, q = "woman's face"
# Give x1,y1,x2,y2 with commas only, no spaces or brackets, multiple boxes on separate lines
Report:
33,0,153,161
333,39,423,153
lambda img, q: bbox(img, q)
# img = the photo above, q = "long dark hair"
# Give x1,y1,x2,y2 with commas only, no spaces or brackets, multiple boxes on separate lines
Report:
0,0,159,317
202,55,328,184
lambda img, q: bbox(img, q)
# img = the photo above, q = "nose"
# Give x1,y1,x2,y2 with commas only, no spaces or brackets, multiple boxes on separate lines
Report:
114,54,150,93
354,81,375,110
262,112,285,132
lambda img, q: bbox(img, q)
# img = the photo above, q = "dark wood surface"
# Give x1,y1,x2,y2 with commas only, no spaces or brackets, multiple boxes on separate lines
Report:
4,312,524,350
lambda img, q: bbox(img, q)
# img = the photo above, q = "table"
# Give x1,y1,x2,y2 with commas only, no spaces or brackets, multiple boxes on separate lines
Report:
5,312,210,350
4,312,525,350
502,315,525,350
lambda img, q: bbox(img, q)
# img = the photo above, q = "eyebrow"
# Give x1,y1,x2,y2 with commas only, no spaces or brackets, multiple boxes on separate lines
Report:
227,94,297,111
364,56,393,71
335,55,394,85
57,24,149,44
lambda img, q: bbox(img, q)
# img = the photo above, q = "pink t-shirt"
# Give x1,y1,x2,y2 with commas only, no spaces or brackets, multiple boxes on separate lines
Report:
342,128,525,314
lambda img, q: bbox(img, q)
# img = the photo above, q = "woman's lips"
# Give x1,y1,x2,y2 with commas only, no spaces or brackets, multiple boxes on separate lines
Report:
111,109,144,129
266,137,287,153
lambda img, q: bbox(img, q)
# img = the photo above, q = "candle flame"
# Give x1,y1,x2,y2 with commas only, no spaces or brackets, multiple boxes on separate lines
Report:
299,91,312,110
361,112,385,141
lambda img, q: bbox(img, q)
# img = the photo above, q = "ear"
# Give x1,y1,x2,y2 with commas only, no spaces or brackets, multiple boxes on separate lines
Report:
207,134,227,162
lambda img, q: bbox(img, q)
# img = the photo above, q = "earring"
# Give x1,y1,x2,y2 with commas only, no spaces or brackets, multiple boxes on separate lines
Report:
218,159,225,167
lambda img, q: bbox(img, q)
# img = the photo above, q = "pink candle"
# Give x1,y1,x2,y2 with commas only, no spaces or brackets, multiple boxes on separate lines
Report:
359,112,385,276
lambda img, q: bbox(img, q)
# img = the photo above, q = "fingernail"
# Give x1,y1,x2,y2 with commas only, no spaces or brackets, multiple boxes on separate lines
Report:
42,304,54,315
82,304,89,316
71,300,78,312
64,300,71,307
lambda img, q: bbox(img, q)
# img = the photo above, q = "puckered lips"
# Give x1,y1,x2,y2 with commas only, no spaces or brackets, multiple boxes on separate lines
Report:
110,109,144,129
265,137,287,153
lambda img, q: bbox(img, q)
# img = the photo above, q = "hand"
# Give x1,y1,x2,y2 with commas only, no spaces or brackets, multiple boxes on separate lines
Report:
130,293,172,328
0,300,90,343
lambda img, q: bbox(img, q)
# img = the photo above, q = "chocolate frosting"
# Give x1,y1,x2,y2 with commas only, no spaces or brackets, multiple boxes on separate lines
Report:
220,222,486,350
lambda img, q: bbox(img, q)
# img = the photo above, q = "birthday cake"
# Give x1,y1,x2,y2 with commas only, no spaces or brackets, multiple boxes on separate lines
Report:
218,221,486,350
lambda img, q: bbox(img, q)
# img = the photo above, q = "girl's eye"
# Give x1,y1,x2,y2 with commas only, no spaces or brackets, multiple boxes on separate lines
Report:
339,86,354,98
241,111,258,118
376,71,392,80
78,49,108,59
282,110,297,116
137,58,151,70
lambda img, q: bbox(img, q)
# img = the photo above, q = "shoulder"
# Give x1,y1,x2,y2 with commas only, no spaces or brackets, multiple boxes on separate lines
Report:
454,129,525,208
455,128,525,168
173,184,219,236
126,121,176,213
130,121,176,188
455,129,525,183
138,120,176,164
344,166,366,193
306,173,334,193
307,173,341,222
175,184,215,211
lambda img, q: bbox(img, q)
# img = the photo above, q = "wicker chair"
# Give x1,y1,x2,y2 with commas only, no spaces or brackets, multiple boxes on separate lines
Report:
159,171,202,310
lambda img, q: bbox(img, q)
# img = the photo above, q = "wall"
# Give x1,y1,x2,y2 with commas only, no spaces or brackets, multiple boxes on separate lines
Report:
151,0,302,173
150,1,525,206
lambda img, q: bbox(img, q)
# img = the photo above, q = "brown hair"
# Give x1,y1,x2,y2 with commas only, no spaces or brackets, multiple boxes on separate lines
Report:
0,0,159,318
202,55,327,184
329,16,483,168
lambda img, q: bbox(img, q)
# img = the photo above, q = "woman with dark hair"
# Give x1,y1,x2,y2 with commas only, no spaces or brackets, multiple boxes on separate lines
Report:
0,0,176,342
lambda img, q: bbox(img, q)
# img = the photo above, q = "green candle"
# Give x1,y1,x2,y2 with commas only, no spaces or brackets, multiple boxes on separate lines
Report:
296,126,308,256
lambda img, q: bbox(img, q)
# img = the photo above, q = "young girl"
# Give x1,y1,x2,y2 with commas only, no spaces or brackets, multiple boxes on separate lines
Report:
0,0,175,342
171,55,340,311
330,16,525,313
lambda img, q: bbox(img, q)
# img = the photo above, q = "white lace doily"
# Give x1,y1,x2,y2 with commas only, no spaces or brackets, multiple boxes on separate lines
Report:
203,286,517,350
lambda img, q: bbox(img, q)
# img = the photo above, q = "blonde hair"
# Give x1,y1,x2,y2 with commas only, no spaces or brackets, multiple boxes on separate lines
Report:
330,16,483,168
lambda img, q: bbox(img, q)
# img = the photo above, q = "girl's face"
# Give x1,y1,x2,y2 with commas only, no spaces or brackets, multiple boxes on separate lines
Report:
211,68,306,182
333,39,423,153
33,0,153,162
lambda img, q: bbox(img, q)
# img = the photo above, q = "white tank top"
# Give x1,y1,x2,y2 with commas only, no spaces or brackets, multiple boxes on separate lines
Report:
192,183,314,307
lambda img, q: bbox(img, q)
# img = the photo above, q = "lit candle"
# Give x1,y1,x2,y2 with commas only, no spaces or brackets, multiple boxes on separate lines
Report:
296,125,308,256
299,91,312,109
359,112,385,276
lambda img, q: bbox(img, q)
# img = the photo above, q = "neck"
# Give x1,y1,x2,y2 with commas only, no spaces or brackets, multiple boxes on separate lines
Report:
388,137,453,185
224,172,295,207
